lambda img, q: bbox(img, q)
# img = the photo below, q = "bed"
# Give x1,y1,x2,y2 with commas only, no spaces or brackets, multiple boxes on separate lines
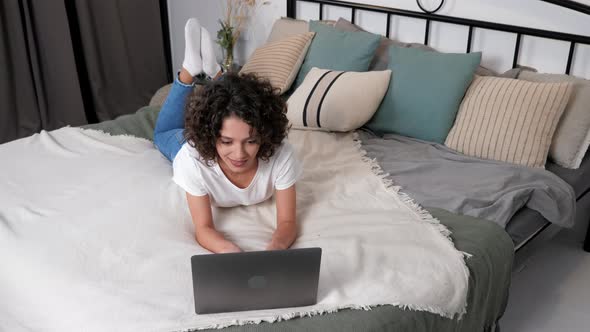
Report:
82,104,513,332
2,0,589,331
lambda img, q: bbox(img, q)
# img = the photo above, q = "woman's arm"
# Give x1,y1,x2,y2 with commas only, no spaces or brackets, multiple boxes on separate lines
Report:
185,192,242,253
266,185,298,250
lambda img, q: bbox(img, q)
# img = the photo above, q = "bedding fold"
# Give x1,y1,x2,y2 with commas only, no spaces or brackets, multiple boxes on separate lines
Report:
357,130,576,228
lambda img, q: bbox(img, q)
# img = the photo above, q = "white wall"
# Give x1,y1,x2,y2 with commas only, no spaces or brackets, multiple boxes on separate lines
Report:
166,0,286,74
167,0,590,78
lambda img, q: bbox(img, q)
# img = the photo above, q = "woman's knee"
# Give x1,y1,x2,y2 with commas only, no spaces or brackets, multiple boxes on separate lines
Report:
153,132,165,151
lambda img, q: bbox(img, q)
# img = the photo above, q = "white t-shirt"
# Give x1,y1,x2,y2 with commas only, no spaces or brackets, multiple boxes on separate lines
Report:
172,141,302,207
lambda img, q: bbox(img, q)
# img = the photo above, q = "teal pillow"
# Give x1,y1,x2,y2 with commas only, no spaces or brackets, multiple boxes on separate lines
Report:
292,21,381,90
365,46,481,143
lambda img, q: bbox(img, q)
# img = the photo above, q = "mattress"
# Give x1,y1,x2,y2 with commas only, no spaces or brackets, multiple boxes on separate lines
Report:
505,152,590,249
547,153,590,200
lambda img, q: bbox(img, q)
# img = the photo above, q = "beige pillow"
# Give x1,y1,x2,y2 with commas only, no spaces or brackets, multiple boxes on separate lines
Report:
445,76,573,168
287,67,391,132
240,32,315,95
266,17,335,43
518,71,590,169
267,17,309,43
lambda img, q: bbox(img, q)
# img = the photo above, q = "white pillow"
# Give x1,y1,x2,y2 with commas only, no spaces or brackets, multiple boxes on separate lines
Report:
287,67,391,132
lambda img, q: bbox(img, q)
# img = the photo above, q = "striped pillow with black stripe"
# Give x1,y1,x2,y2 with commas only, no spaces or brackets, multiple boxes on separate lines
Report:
286,67,391,132
445,76,573,168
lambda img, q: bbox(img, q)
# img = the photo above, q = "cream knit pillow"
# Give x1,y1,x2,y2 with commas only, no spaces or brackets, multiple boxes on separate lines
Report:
445,76,573,168
240,32,315,95
287,67,391,132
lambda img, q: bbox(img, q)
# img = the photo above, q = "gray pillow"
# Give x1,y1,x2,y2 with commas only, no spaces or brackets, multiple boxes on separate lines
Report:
333,18,498,76
500,65,538,79
333,18,403,71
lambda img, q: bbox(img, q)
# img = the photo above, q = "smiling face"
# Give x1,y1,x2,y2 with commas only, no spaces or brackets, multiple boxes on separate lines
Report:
215,115,260,174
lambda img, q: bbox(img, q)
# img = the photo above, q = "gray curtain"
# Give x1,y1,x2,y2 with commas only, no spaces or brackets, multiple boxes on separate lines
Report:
0,0,169,144
73,0,169,122
0,0,87,143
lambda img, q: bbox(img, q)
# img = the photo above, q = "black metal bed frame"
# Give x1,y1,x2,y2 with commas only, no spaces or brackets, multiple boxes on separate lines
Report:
286,0,590,253
287,0,590,73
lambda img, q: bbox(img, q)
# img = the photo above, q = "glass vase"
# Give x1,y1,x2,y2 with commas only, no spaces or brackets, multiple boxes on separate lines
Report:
222,45,235,73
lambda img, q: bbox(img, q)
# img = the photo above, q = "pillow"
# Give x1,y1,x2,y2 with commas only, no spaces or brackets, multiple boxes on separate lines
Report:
240,32,315,95
518,71,590,169
333,18,405,71
445,76,573,168
333,17,506,77
292,20,381,91
287,67,391,132
503,65,538,77
266,17,309,43
266,17,336,44
364,46,481,143
149,83,172,107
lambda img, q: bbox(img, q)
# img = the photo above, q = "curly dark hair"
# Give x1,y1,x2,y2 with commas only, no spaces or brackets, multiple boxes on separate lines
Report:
183,72,289,165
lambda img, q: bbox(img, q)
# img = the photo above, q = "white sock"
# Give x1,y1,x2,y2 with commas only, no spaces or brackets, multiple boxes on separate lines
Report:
182,18,203,77
201,27,221,78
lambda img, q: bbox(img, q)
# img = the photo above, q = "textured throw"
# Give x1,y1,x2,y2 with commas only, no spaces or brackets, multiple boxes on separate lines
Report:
0,127,468,331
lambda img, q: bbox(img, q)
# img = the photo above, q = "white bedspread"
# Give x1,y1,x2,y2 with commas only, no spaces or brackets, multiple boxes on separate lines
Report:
0,127,468,331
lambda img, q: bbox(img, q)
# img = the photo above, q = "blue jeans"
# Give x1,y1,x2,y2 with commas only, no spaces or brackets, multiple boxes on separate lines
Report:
153,77,196,162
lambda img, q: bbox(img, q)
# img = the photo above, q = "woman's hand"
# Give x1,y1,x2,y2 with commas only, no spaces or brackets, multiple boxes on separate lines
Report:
217,241,243,254
265,240,287,251
219,243,243,253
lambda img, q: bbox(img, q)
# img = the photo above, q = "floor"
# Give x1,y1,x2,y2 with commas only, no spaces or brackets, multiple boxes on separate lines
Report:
500,227,590,332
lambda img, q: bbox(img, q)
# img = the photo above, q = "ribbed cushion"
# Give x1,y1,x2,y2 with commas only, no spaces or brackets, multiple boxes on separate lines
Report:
240,32,315,95
518,71,590,169
445,76,573,168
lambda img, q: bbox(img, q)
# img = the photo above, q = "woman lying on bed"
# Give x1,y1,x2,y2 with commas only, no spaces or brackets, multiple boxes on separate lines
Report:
153,18,302,254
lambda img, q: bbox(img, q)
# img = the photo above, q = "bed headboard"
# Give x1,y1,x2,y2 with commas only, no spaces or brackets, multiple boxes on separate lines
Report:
286,0,590,76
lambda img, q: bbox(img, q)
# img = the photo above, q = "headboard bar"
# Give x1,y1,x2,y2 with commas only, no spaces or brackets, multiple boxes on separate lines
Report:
566,42,577,74
287,0,590,45
288,0,589,74
466,26,474,53
424,19,431,45
540,0,590,15
513,34,522,69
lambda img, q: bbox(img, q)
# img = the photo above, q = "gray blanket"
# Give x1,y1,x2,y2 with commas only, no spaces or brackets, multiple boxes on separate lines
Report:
357,130,576,228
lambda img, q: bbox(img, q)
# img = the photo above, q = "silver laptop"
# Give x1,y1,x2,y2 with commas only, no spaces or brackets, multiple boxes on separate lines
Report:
191,247,322,314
